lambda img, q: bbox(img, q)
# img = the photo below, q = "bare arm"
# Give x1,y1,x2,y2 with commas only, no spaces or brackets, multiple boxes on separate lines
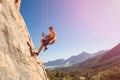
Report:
42,32,48,39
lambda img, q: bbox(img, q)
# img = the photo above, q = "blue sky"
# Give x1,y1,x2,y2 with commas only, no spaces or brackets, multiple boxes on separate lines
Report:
20,0,120,62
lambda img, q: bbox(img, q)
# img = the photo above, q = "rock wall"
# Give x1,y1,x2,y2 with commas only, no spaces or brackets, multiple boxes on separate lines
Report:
0,0,48,80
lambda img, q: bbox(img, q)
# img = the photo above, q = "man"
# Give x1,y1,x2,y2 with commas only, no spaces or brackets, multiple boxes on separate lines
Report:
35,26,56,56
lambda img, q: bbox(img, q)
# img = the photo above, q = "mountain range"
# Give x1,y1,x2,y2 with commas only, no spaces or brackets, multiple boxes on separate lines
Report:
44,50,106,68
56,43,120,71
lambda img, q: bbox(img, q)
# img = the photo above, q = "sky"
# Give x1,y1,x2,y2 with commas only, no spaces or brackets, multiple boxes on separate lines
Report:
20,0,120,62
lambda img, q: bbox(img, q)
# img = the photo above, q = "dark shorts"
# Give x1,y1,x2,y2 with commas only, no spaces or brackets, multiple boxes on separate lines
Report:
42,39,52,46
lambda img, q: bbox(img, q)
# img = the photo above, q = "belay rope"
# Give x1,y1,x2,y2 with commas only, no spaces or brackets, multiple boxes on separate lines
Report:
40,54,46,64
41,0,49,32
40,1,49,79
39,0,49,64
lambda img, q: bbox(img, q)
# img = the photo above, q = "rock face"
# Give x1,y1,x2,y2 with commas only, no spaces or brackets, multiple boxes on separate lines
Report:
0,0,48,80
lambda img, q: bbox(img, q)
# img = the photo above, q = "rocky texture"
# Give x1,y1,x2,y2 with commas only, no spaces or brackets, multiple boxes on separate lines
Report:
0,0,48,80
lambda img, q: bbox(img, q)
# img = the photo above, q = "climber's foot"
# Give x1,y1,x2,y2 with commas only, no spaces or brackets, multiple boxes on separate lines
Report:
34,52,39,56
31,53,35,57
44,47,48,52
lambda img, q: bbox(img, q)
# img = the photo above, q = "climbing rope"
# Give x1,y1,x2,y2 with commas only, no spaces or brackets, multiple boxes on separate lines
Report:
41,0,45,32
41,0,49,32
45,0,49,27
40,53,46,64
39,0,49,64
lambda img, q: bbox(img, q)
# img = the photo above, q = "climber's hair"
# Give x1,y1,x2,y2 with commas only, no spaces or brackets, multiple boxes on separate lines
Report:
49,26,54,30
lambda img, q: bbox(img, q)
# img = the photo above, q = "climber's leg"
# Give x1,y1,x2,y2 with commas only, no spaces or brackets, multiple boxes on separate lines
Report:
41,39,49,52
43,39,51,52
36,44,44,55
35,39,46,56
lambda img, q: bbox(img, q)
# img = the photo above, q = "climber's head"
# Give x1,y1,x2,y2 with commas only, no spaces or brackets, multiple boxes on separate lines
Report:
49,26,54,32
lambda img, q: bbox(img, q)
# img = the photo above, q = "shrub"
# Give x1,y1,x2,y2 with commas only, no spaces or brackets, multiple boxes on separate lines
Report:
98,67,120,80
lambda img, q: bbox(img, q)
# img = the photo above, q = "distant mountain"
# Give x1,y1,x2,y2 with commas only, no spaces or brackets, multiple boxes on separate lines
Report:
44,50,106,67
57,43,120,71
92,50,107,56
44,52,91,67
65,52,91,65
45,59,65,67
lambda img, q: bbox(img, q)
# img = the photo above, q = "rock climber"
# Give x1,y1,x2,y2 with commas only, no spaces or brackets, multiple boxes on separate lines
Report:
35,26,57,56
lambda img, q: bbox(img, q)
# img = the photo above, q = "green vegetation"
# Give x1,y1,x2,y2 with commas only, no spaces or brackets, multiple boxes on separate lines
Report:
46,69,73,80
46,43,120,80
46,66,120,80
98,67,120,80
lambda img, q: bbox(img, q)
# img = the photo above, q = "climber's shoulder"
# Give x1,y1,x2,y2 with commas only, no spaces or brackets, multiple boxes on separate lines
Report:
53,31,57,36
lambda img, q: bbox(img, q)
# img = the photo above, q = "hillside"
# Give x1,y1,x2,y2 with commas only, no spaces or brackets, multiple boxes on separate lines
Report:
45,50,106,68
45,52,91,67
58,43,120,71
45,59,65,67
0,0,48,80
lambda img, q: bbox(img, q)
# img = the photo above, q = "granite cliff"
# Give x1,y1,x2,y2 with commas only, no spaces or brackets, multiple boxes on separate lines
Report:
0,0,48,80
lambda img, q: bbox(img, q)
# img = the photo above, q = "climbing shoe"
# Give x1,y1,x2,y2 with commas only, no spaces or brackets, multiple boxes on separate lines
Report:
44,47,48,52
